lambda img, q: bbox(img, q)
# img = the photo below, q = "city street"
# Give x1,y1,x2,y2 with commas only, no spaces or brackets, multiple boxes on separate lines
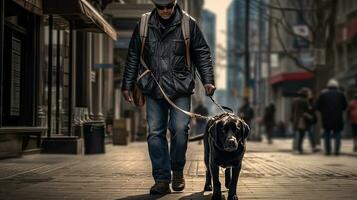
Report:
1,0,357,199
0,139,356,200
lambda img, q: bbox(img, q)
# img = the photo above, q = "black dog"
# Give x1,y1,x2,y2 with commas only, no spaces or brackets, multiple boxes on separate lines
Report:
190,113,249,200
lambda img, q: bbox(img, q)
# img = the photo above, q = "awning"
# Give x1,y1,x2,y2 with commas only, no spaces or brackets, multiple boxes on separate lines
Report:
13,0,43,15
269,71,314,97
44,0,117,41
269,71,313,85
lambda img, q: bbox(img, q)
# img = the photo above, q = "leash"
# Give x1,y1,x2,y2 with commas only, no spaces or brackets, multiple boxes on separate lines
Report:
146,70,231,120
139,50,230,120
195,71,228,114
150,74,210,120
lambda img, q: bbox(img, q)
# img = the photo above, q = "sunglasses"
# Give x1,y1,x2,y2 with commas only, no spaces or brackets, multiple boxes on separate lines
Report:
155,2,175,10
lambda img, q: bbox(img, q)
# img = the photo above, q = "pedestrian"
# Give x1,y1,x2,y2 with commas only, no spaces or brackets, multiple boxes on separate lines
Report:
263,103,275,144
291,88,315,154
238,97,254,128
347,94,357,152
121,0,215,195
307,89,318,152
315,79,347,155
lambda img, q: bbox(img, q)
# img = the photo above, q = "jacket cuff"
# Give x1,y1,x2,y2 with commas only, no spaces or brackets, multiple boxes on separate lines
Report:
121,84,134,91
202,78,215,86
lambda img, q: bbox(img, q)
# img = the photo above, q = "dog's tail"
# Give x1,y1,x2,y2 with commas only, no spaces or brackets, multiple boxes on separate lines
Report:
188,133,204,142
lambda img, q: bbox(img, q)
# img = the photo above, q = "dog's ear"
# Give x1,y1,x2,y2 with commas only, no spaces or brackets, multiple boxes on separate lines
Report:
236,119,250,139
209,120,224,140
242,121,250,139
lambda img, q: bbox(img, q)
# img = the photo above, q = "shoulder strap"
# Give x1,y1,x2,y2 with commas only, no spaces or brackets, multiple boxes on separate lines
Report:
181,11,191,70
140,12,150,41
139,12,151,71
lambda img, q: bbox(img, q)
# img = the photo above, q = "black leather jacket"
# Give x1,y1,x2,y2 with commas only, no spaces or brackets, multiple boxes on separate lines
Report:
121,5,215,99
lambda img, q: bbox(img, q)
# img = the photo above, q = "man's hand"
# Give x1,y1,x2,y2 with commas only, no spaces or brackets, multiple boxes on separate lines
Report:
122,90,133,102
204,84,216,96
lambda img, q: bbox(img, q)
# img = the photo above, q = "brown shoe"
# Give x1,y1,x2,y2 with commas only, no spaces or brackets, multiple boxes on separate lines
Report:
172,171,185,191
150,182,171,195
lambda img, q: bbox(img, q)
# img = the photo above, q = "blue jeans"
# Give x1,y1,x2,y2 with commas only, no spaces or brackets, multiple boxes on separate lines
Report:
146,95,191,183
324,130,341,155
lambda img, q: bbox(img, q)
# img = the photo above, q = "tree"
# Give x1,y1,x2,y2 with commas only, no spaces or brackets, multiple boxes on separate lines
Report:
253,0,338,94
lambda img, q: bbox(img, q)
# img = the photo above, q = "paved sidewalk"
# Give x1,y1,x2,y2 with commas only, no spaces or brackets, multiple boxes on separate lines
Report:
0,139,356,200
246,138,356,156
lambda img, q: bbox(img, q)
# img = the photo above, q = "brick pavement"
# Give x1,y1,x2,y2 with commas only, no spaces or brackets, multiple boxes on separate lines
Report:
0,139,356,200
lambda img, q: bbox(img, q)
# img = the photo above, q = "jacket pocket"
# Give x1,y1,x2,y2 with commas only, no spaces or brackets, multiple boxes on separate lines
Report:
172,69,195,95
144,40,156,56
173,39,185,56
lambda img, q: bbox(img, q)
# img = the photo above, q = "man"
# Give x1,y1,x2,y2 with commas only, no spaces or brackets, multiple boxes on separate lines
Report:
121,0,215,195
315,79,347,155
263,103,275,144
238,97,254,128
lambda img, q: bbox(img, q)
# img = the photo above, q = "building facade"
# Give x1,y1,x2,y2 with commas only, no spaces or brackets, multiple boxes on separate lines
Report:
268,0,314,137
226,0,268,112
227,0,245,111
334,0,357,137
335,0,357,100
0,0,117,158
0,0,44,158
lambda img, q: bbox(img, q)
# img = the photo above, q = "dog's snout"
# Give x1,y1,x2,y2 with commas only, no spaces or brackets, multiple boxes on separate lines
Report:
229,138,236,145
224,137,238,152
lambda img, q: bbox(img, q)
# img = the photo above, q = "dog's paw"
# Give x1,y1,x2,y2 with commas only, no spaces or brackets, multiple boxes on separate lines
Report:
211,193,225,200
228,194,238,200
204,184,212,191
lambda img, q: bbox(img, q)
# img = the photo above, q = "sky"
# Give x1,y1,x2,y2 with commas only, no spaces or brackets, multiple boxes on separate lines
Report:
203,0,232,89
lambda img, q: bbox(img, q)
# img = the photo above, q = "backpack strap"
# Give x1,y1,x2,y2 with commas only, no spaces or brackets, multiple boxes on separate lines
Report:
140,12,150,42
139,12,151,73
139,11,191,72
181,11,191,70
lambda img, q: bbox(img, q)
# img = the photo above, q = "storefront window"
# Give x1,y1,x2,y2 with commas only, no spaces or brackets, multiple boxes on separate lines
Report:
2,6,38,127
41,22,70,135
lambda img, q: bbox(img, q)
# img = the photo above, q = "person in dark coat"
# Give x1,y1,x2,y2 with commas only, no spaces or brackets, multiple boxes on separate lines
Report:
238,97,254,128
315,79,347,155
307,89,318,152
263,103,275,144
121,0,215,195
291,88,315,154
